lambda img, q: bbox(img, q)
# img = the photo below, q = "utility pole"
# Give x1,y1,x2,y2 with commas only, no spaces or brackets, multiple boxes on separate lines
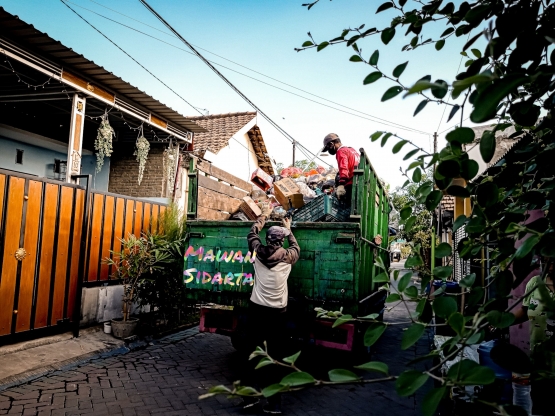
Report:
433,131,437,155
292,140,296,166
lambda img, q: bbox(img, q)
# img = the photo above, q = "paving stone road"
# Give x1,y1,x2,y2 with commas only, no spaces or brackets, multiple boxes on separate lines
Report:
0,266,432,416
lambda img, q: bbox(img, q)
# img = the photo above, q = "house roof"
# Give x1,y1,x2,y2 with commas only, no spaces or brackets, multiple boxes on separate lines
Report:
187,112,257,154
0,7,206,135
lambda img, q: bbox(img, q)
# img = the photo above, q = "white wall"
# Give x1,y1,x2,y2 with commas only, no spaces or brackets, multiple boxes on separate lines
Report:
80,285,149,326
203,119,259,183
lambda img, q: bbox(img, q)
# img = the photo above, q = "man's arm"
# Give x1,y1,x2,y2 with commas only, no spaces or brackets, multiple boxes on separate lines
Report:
247,216,266,253
284,233,300,265
336,148,350,185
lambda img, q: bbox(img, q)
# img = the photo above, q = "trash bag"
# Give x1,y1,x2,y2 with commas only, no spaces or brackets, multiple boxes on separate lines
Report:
307,174,324,185
280,167,303,178
296,182,317,199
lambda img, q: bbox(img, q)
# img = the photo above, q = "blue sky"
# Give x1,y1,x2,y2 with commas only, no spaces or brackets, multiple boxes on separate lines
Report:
1,0,481,187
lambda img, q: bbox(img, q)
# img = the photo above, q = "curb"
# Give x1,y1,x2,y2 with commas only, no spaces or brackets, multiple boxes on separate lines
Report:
0,325,200,392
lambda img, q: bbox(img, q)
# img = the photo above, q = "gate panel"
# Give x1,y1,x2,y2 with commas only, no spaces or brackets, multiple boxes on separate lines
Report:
34,183,59,329
133,201,143,236
15,180,43,333
50,186,74,325
87,193,104,282
0,176,25,336
67,189,84,320
99,195,115,281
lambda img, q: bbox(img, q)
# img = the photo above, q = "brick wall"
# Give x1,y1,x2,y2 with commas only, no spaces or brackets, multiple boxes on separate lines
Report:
108,143,166,198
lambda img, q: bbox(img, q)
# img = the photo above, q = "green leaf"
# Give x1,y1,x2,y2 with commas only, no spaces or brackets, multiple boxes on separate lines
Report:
431,80,448,99
374,255,386,271
445,127,475,144
349,55,363,62
435,39,445,51
255,357,274,369
262,384,288,398
413,100,428,117
393,61,408,78
401,323,426,350
381,86,403,101
433,266,452,279
398,272,412,293
386,293,401,303
400,206,412,220
396,371,429,397
477,182,499,207
459,273,476,288
515,235,540,259
422,387,447,416
487,310,515,329
374,272,390,283
406,81,436,94
370,131,383,141
433,296,457,319
453,215,467,233
364,322,387,346
447,360,495,386
380,132,393,147
434,243,452,258
381,27,396,45
363,71,383,85
354,361,389,375
405,255,423,268
447,105,460,122
280,372,316,387
301,41,313,47
479,130,496,163
369,49,379,66
332,314,354,328
328,369,360,382
471,74,528,123
237,386,259,396
404,285,419,299
448,312,464,336
412,167,422,182
376,2,394,13
392,140,409,154
282,351,301,365
317,41,329,52
359,313,379,320
447,185,470,198
404,149,419,161
404,216,416,233
460,159,479,181
425,190,442,211
471,48,482,58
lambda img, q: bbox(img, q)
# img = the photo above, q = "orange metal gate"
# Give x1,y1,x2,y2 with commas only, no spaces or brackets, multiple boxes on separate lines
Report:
0,169,166,344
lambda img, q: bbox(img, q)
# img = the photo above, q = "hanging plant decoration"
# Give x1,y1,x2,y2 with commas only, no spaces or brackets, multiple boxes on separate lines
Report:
163,140,178,193
134,126,150,185
94,112,115,173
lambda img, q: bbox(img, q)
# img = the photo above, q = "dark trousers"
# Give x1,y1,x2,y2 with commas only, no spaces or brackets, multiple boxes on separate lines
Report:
244,301,289,403
531,377,555,415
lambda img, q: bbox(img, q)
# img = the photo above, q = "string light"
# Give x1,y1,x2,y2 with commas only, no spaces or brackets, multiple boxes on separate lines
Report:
2,51,54,89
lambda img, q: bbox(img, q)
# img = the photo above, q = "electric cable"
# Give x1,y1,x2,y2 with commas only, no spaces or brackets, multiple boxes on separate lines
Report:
59,0,204,117
66,0,429,135
138,0,335,167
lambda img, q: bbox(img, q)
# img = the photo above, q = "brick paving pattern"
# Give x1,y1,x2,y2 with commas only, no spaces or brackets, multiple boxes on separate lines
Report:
0,295,432,415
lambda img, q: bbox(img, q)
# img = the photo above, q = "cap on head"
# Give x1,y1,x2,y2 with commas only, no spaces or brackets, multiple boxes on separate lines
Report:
266,226,291,242
323,133,340,152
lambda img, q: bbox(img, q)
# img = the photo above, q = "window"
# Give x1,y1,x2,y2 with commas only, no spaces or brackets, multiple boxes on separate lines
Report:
15,149,24,164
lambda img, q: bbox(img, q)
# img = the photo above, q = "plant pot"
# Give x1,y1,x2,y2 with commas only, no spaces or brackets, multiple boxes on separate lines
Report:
104,321,112,334
111,318,139,339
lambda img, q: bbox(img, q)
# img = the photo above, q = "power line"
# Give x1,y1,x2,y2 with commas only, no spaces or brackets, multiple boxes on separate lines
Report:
138,0,336,168
76,0,429,135
59,0,204,117
438,116,470,135
65,0,424,134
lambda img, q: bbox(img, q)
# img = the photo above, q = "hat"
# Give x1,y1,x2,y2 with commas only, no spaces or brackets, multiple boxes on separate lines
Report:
322,133,339,152
267,226,291,241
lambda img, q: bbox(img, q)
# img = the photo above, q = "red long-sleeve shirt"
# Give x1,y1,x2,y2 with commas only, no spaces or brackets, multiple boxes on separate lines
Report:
336,146,360,186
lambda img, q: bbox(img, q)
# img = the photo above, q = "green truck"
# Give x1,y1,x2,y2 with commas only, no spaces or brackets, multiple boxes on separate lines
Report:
184,148,391,352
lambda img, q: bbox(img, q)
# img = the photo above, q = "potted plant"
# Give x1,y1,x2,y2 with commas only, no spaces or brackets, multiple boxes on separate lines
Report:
106,233,170,339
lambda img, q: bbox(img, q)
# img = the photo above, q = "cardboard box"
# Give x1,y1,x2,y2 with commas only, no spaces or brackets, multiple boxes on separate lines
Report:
250,168,273,192
238,196,262,220
273,178,304,210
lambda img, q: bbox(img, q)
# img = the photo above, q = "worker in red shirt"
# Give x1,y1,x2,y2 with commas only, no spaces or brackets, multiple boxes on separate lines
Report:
322,133,360,204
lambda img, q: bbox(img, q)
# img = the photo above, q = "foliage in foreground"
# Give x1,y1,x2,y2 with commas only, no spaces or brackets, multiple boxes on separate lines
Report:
203,1,555,415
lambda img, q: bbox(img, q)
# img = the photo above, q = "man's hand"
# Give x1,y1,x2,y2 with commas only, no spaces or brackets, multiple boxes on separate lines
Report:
282,217,291,230
260,202,272,218
336,185,346,199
